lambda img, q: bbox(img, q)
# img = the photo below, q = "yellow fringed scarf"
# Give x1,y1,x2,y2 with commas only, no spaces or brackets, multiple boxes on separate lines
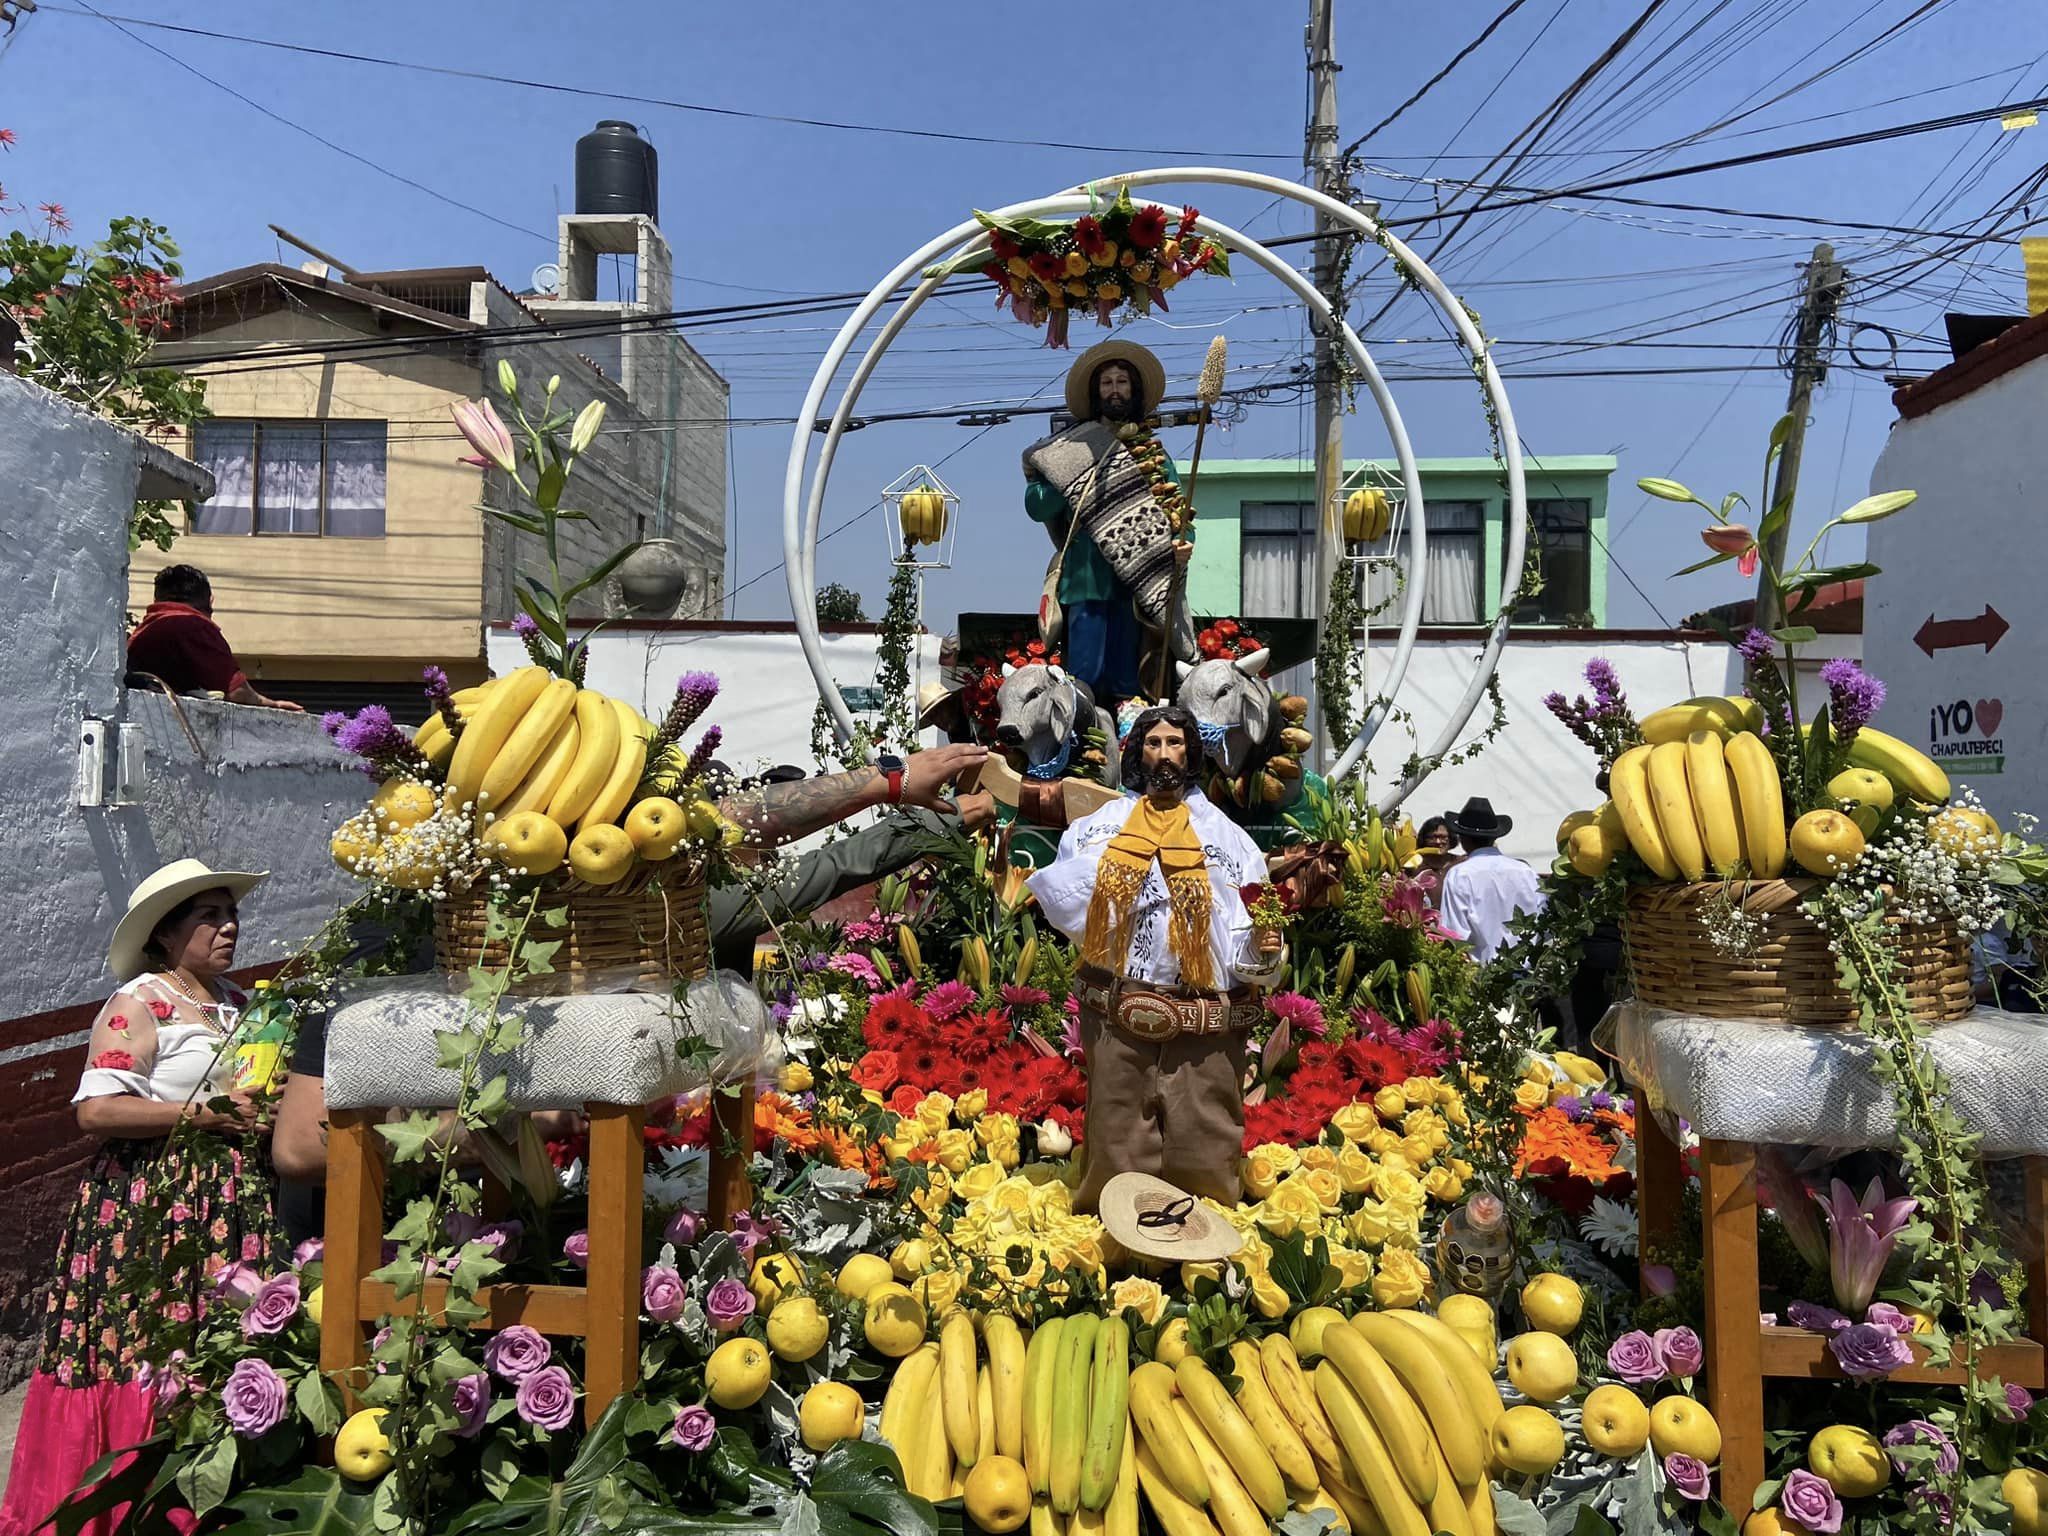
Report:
1082,797,1215,991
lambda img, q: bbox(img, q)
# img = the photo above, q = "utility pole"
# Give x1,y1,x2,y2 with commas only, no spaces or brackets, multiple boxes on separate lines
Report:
1754,241,1846,631
1307,0,1350,749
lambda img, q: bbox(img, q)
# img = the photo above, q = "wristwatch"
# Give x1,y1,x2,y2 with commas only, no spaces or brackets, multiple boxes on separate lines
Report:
876,754,906,805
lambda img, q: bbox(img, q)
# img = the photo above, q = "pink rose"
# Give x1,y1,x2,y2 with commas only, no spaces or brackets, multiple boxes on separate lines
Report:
1605,1330,1664,1385
212,1261,261,1309
563,1231,590,1270
241,1274,302,1337
704,1278,755,1333
642,1264,686,1323
1653,1326,1703,1379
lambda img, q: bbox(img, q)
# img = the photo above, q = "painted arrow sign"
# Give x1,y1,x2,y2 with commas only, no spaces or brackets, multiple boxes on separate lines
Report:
1915,605,2009,657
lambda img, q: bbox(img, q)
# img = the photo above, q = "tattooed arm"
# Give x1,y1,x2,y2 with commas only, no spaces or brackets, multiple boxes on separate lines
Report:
716,743,989,850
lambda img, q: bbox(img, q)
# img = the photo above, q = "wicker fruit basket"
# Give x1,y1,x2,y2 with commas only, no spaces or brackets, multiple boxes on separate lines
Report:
434,863,711,992
1623,878,1973,1027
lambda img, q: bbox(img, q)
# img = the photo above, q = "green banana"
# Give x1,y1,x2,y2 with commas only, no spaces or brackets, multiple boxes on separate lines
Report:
1051,1314,1101,1514
1023,1316,1066,1497
1080,1317,1131,1511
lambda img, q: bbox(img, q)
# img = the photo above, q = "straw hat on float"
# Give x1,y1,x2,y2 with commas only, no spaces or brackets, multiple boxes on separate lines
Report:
1096,1172,1244,1264
108,858,267,982
1064,339,1168,423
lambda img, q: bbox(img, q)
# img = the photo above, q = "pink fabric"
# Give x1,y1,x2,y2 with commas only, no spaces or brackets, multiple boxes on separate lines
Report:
0,1372,191,1536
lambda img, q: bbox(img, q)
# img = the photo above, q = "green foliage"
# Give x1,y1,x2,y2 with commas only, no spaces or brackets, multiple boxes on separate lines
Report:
816,581,867,623
872,556,922,756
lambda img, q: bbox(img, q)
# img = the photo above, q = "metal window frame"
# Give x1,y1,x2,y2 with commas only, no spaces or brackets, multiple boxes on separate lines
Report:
190,418,388,539
1518,497,1593,625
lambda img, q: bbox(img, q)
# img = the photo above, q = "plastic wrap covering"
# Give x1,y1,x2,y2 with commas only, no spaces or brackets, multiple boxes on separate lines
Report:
1601,999,2048,1156
325,968,769,1111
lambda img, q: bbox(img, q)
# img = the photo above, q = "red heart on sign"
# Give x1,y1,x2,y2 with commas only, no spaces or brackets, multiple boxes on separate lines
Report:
1976,698,2003,738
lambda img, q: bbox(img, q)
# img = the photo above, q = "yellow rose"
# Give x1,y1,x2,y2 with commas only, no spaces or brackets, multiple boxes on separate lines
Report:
1371,1246,1432,1309
1035,1180,1073,1219
1006,256,1031,279
1160,239,1183,264
1424,1167,1465,1203
1399,1135,1436,1168
1402,1076,1436,1108
956,1159,1005,1203
1297,1145,1339,1175
1065,279,1089,298
1063,251,1089,277
880,1130,925,1164
1241,1152,1282,1201
1382,1204,1423,1250
1374,1166,1426,1212
1257,1177,1324,1240
1513,1080,1550,1112
860,1089,885,1108
1253,1142,1302,1179
778,1061,813,1094
917,1092,955,1134
1364,1128,1404,1158
1159,267,1183,290
912,1268,963,1315
1330,1103,1379,1144
1373,1086,1408,1119
913,1168,953,1219
1402,1108,1442,1140
986,1133,1021,1171
1336,1145,1378,1196
1246,1263,1291,1320
1092,242,1120,267
1093,281,1119,302
1450,1158,1475,1181
955,1089,989,1122
1347,1199,1393,1249
1108,1275,1168,1327
1523,1058,1556,1084
1377,1150,1413,1177
1181,1261,1223,1291
974,1111,1016,1147
1328,1242,1374,1292
1304,1167,1344,1213
935,1129,976,1175
1130,259,1152,280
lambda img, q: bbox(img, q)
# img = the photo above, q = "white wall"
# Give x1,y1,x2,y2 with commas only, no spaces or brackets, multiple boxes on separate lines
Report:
1868,361,2048,828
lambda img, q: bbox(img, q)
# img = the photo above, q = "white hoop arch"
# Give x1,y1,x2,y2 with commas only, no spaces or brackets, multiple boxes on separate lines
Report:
781,167,1527,814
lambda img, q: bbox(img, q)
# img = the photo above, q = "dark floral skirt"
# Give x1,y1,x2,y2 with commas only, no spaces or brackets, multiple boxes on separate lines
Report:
37,1133,283,1387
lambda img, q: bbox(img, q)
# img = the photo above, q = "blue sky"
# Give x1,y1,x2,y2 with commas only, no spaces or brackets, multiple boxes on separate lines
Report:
6,0,2043,633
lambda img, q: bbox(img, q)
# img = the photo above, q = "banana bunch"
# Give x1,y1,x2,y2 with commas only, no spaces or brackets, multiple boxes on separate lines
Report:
1017,1314,1139,1532
883,1314,1031,1507
1590,729,1787,883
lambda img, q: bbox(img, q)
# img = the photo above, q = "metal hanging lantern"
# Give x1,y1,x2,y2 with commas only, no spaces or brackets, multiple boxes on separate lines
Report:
1334,459,1406,560
880,464,959,570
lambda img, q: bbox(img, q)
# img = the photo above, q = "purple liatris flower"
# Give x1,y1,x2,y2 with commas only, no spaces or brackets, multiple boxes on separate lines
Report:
655,670,722,750
1882,1419,1958,1478
1584,657,1625,714
1814,1176,1917,1314
1780,1469,1844,1534
643,1263,687,1323
325,704,414,766
510,613,539,640
1737,627,1775,664
241,1273,301,1337
1820,657,1886,740
672,1404,717,1452
515,1364,578,1432
704,1278,755,1332
1605,1330,1665,1384
484,1324,551,1382
451,1373,491,1438
1663,1453,1712,1501
1829,1321,1914,1380
421,665,454,725
679,725,723,785
221,1358,288,1438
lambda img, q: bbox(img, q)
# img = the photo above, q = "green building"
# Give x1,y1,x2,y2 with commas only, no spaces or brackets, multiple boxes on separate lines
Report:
1173,455,1618,630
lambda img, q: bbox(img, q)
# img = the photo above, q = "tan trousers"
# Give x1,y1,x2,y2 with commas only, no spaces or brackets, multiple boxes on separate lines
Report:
1074,998,1248,1212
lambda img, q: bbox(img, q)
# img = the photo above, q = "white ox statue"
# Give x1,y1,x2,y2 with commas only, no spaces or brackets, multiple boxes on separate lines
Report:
992,663,1119,787
1174,648,1275,778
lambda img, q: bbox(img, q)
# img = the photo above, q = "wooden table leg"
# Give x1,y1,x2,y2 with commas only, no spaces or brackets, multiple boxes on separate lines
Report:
2027,1158,2048,1352
1633,1081,1683,1291
321,1107,386,1411
1700,1138,1765,1514
709,1082,756,1231
582,1101,645,1426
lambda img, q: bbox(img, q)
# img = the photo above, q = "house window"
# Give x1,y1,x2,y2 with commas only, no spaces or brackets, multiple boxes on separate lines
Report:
1243,498,1487,624
1513,498,1594,626
189,419,387,538
1359,500,1485,624
1240,501,1318,617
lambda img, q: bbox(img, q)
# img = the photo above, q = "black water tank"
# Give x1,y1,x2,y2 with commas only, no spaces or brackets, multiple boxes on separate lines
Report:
575,121,658,221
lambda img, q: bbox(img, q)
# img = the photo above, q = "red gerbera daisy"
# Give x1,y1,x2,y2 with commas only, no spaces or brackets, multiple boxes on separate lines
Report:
1129,204,1169,250
863,993,924,1051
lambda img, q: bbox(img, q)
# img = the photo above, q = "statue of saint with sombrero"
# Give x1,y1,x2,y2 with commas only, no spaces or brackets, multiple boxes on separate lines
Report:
1024,340,1196,715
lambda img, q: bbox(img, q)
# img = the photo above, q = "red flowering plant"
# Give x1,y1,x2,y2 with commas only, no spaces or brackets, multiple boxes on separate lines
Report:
1196,618,1266,663
926,187,1230,348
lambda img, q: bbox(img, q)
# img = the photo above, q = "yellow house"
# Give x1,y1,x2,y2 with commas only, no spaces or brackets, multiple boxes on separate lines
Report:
133,225,727,714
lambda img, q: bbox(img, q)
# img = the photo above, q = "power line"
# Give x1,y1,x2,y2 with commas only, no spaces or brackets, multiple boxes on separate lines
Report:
1340,0,1536,156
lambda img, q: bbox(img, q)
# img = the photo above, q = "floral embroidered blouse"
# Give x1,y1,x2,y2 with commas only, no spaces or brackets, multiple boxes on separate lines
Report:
72,973,250,1108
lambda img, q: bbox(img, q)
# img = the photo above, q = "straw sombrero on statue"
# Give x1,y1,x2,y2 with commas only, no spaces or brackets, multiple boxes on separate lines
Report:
109,858,267,982
1064,339,1169,423
1097,1173,1244,1264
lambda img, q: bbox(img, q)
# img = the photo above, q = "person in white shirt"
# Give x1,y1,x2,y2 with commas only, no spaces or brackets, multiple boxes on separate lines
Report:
1437,797,1546,965
1029,705,1285,1209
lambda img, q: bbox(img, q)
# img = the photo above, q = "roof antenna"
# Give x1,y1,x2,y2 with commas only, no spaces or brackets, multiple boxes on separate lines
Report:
267,225,359,280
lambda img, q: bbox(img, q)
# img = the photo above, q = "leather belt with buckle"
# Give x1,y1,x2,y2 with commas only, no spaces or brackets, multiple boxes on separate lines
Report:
1075,965,1262,1043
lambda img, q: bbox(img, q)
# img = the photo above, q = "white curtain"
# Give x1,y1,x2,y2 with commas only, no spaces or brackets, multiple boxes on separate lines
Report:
1240,502,1310,617
191,422,255,535
256,425,323,535
1365,501,1483,623
324,422,387,538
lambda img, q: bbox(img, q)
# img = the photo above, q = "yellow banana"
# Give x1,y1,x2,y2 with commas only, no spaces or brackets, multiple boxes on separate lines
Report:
1322,1479,1390,1536
1313,1364,1432,1536
1050,1314,1100,1514
1024,1316,1067,1497
986,1315,1028,1463
476,676,577,814
1321,1324,1438,1505
1127,1361,1208,1507
1422,1440,1478,1536
1464,1458,1499,1536
1609,744,1679,879
1105,1414,1140,1536
916,1390,953,1503
1029,1498,1066,1536
446,665,549,811
1646,739,1707,881
577,698,649,831
883,1343,942,1492
547,689,622,827
1226,1341,1318,1498
498,715,581,820
977,1364,997,1465
1684,729,1745,875
941,1309,981,1469
1383,1309,1504,1440
1256,1335,1346,1475
1169,1399,1268,1536
899,923,925,980
1134,1438,1222,1536
1068,1506,1104,1536
1080,1317,1131,1511
1351,1312,1486,1489
1639,694,1762,744
415,719,457,773
1725,730,1787,877
1174,1358,1287,1520
1842,723,1949,804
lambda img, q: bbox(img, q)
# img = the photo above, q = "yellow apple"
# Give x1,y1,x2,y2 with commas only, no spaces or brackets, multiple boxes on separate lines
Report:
963,1455,1031,1533
835,1252,895,1300
1827,767,1895,814
1490,1405,1566,1475
1581,1383,1651,1459
1789,809,1866,876
1649,1395,1723,1463
1808,1424,1889,1497
1435,1293,1499,1364
798,1381,864,1452
482,809,568,877
1289,1306,1347,1362
2004,1466,2048,1536
372,777,437,834
567,823,635,885
704,1337,772,1409
334,1407,393,1481
1519,1272,1584,1335
624,795,687,860
1505,1330,1579,1402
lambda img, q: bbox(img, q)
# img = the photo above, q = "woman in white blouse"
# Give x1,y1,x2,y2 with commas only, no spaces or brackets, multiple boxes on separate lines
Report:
1,859,281,1536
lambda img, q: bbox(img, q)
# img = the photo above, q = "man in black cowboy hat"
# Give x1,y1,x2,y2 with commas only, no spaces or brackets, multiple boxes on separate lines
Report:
1437,796,1545,964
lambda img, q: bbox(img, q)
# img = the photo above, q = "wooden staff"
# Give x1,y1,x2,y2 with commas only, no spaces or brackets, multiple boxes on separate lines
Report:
1151,336,1227,703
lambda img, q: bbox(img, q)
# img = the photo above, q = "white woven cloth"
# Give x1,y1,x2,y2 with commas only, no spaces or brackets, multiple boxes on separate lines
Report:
326,970,768,1111
1604,1000,2048,1155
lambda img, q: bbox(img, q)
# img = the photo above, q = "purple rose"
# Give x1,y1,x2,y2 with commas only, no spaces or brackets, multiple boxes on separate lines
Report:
1829,1322,1914,1381
643,1264,687,1323
1882,1419,1958,1478
242,1274,302,1337
563,1231,590,1270
1781,1469,1844,1534
727,1209,783,1264
1785,1299,1852,1334
1642,1264,1678,1298
1605,1330,1665,1385
1663,1453,1712,1501
212,1261,262,1309
2004,1383,2036,1422
484,1325,552,1382
704,1278,756,1333
452,1373,491,1439
664,1208,705,1247
1864,1302,1910,1334
1653,1326,1703,1380
1908,1487,1953,1526
221,1358,288,1438
292,1238,324,1269
515,1364,577,1433
475,1221,523,1262
672,1404,717,1452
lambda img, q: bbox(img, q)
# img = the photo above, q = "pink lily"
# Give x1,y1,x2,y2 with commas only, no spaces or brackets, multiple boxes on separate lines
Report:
1701,523,1760,578
450,397,516,475
1813,1176,1918,1314
1759,1147,1831,1273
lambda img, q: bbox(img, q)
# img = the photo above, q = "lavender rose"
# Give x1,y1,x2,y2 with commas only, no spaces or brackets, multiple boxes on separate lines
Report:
562,1231,590,1270
704,1278,756,1333
1828,1322,1914,1381
2006,1383,2037,1422
515,1364,577,1433
1882,1419,1958,1478
1605,1330,1665,1385
484,1325,552,1383
1780,1469,1844,1534
451,1373,491,1439
664,1208,705,1247
292,1238,324,1269
1864,1301,1910,1334
672,1404,717,1452
242,1274,302,1338
1785,1299,1851,1333
1653,1326,1703,1380
212,1261,262,1309
1663,1453,1712,1501
221,1358,288,1438
643,1264,687,1323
